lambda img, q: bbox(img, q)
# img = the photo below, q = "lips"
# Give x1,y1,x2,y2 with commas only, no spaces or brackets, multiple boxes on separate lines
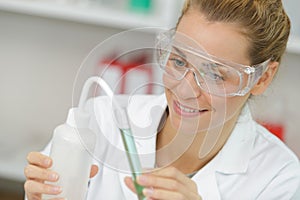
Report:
173,100,208,117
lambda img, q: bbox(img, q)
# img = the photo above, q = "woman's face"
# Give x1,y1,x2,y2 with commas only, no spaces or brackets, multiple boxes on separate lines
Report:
164,10,252,134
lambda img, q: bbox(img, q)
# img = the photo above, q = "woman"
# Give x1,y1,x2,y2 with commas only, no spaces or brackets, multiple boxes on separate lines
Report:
24,0,300,199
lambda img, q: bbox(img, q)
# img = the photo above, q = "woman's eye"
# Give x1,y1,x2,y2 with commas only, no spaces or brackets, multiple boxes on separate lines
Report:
206,72,224,81
169,58,187,68
200,62,225,82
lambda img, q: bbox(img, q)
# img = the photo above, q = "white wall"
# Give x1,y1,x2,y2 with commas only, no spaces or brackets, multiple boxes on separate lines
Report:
282,53,300,158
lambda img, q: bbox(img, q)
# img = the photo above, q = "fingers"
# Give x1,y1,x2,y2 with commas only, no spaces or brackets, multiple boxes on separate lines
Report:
50,198,65,200
127,174,188,200
24,164,59,182
24,151,61,199
144,166,198,192
149,166,193,187
124,176,137,193
137,174,184,192
133,166,201,200
143,187,187,200
25,152,58,183
90,165,99,178
27,152,52,168
24,180,62,195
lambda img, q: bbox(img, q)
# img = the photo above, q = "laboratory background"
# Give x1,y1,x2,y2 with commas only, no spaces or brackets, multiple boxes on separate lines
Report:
0,0,299,199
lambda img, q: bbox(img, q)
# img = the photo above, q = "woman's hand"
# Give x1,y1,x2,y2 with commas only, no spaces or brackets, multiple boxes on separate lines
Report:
124,166,202,200
24,151,98,200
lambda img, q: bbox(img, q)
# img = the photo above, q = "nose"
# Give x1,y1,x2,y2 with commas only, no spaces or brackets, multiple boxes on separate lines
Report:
174,70,202,99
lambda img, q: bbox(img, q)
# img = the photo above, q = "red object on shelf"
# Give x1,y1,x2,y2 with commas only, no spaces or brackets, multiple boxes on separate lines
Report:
260,122,285,141
99,53,154,94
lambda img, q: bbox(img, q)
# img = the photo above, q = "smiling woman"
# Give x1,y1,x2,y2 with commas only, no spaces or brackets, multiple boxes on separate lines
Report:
23,0,299,200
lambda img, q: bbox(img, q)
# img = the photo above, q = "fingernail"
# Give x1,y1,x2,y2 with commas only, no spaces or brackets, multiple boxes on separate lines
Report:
143,187,154,196
49,172,59,181
137,175,147,184
44,158,51,166
51,186,62,193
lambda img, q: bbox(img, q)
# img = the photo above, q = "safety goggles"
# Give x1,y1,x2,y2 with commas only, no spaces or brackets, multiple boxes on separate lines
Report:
155,29,271,97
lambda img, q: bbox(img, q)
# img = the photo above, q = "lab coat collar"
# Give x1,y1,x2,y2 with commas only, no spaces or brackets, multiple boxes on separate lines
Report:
192,159,222,199
214,104,256,174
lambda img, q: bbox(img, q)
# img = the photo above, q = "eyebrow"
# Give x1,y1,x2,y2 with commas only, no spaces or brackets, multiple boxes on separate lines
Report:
172,46,187,59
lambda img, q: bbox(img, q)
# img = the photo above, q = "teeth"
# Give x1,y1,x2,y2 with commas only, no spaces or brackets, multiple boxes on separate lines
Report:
177,102,200,113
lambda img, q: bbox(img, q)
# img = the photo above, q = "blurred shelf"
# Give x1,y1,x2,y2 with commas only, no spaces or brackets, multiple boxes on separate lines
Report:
2,0,297,53
287,35,300,54
0,0,182,31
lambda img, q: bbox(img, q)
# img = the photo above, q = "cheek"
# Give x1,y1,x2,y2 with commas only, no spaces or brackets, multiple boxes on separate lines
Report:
162,74,178,90
197,95,249,130
211,95,249,124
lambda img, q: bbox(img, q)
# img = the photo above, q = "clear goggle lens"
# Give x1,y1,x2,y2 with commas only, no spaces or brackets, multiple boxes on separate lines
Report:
155,29,270,97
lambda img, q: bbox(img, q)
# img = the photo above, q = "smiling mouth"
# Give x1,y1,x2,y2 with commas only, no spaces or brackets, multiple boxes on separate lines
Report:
174,101,209,115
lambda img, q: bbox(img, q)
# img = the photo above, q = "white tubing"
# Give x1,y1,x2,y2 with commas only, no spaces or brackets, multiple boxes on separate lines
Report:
78,76,114,109
78,76,128,128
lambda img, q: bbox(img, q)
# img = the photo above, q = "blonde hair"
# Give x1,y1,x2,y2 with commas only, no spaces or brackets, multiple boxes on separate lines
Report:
178,0,291,64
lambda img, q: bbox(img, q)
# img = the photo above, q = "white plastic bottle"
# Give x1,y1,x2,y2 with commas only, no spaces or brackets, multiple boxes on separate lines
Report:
43,107,96,200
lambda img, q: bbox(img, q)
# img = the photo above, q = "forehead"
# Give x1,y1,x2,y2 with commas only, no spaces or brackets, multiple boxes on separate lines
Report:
177,10,251,65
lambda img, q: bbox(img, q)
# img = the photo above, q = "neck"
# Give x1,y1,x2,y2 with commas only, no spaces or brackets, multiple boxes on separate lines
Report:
156,112,239,174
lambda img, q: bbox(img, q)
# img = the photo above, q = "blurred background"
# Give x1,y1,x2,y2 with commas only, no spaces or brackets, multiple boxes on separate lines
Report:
0,0,299,199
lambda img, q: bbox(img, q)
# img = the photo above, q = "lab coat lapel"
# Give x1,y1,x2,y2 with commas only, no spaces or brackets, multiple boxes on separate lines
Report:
193,159,222,200
215,104,256,174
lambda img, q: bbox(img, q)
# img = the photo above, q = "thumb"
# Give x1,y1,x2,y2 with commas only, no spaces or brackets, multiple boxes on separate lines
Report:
90,165,99,178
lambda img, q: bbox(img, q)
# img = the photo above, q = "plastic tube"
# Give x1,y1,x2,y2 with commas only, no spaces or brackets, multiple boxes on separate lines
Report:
78,77,113,109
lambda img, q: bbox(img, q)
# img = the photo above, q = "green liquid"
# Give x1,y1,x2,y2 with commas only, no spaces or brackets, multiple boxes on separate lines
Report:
120,128,146,200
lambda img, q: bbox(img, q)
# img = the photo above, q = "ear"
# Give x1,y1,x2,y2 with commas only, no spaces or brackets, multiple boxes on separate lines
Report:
250,61,279,95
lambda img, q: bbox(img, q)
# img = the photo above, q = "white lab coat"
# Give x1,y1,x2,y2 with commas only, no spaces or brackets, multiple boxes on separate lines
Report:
41,94,300,200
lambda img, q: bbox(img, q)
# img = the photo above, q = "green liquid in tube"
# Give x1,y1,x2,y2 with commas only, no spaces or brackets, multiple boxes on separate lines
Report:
119,128,146,200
